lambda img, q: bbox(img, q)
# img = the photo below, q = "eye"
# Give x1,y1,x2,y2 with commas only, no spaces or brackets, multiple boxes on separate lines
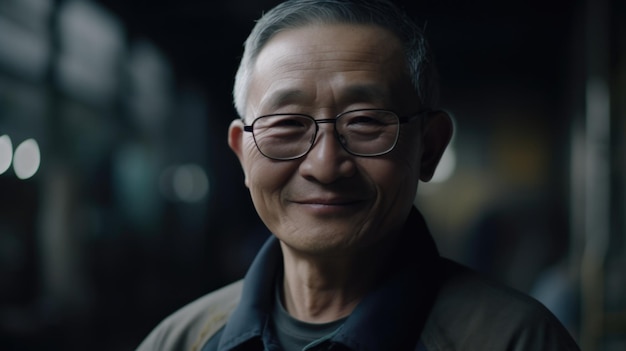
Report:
343,112,390,130
255,115,310,130
346,115,386,126
253,115,313,142
272,117,307,128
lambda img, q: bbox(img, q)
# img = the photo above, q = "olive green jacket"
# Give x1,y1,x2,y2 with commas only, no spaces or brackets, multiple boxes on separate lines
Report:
138,209,579,351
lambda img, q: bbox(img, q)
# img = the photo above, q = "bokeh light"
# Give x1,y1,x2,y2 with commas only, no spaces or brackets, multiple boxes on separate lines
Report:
13,138,41,180
160,163,209,203
0,134,12,175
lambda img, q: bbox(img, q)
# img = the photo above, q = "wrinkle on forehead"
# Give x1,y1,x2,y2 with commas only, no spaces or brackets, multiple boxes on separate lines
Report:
254,23,405,74
257,84,393,114
247,23,415,116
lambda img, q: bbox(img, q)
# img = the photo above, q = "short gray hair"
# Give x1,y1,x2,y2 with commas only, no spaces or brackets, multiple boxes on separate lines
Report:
232,0,439,118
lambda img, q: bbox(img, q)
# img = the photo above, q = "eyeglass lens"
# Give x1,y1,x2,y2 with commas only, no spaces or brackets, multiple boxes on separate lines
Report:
250,110,400,160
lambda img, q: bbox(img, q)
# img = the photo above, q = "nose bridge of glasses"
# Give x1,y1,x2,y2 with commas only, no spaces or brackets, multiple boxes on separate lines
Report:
315,118,339,125
312,118,340,138
310,117,346,149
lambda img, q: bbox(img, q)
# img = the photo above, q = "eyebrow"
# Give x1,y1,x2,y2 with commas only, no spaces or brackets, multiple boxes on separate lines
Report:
260,84,391,113
341,84,390,106
261,88,309,112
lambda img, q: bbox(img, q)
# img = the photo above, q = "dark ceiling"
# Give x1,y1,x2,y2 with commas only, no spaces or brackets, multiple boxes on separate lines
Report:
93,0,578,116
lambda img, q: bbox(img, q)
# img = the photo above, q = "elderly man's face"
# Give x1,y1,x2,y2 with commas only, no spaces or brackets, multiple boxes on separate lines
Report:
229,24,446,256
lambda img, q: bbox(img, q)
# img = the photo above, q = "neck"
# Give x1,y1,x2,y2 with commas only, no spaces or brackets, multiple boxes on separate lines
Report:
279,239,396,323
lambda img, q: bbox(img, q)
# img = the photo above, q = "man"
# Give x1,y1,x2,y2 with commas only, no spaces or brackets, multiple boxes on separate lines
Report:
138,0,580,350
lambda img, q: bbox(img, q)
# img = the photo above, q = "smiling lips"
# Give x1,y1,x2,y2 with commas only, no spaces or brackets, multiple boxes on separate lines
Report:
293,193,365,205
291,196,368,214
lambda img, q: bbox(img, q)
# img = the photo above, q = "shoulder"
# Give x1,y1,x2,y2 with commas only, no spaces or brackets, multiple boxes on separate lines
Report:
421,258,579,351
136,280,244,351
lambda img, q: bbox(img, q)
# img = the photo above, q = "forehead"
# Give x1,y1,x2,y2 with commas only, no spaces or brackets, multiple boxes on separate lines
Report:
247,23,416,114
262,22,404,56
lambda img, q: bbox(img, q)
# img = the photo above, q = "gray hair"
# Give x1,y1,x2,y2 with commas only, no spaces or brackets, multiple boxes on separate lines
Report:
233,0,439,118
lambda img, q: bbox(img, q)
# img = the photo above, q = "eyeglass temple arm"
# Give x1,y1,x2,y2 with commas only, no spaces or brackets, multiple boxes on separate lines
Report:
398,110,431,124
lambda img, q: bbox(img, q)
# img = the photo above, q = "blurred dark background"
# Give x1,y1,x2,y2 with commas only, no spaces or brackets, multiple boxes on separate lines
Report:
0,0,624,350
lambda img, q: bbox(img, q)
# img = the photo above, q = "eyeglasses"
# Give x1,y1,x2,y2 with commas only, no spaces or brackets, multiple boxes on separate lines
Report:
243,109,426,161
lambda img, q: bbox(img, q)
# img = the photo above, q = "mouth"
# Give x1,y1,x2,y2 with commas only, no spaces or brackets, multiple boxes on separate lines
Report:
294,195,363,205
291,197,368,214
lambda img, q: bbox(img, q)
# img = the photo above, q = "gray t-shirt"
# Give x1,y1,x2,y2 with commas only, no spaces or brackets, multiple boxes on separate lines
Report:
272,287,346,351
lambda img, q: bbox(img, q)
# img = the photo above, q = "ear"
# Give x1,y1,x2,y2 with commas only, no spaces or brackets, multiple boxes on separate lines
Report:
228,119,249,187
419,110,453,182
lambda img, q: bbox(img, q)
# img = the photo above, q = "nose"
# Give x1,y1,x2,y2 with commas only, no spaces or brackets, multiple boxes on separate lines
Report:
298,124,356,184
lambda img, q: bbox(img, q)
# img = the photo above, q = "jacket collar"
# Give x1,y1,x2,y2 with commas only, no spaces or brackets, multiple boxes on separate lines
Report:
217,233,281,350
218,207,441,351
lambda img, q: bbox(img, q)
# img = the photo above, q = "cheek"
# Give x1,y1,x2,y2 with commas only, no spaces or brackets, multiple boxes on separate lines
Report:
395,129,423,162
375,159,419,198
370,140,422,203
394,134,423,182
241,141,298,201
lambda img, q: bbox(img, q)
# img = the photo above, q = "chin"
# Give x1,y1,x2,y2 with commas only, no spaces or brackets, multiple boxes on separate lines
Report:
280,226,386,258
